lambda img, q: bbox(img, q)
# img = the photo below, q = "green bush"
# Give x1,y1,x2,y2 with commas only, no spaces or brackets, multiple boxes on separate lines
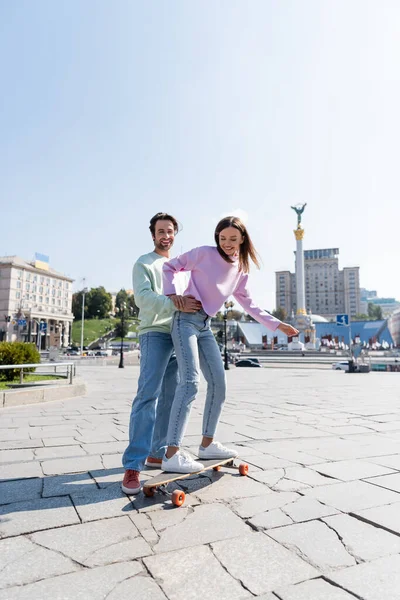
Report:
0,342,40,381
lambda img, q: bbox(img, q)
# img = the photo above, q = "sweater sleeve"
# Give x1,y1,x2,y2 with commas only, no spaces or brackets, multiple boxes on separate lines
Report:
133,261,175,318
233,273,282,332
163,247,200,295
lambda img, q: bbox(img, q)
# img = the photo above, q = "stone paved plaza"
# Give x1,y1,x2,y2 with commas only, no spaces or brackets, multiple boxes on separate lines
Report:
1,365,400,599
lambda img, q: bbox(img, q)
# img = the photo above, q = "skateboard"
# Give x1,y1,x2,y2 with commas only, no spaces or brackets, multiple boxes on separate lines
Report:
142,457,249,507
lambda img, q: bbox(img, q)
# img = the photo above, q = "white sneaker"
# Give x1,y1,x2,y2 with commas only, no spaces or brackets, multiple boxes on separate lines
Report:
162,450,204,474
198,441,239,460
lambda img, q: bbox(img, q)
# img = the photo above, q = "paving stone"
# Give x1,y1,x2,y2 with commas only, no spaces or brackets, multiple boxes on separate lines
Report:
71,483,136,521
330,554,400,599
75,432,119,443
276,577,358,599
0,449,35,464
144,545,251,600
0,439,43,450
106,575,167,600
246,455,296,470
323,513,400,561
311,459,396,481
0,478,42,505
249,508,293,529
154,503,249,553
42,472,97,497
211,531,318,595
284,466,339,487
30,428,79,439
0,461,43,481
34,445,87,460
101,453,123,469
0,561,142,600
41,455,104,475
90,466,125,488
31,515,151,566
83,441,126,455
0,536,78,589
231,491,300,518
42,437,81,446
303,480,400,512
353,502,400,535
282,497,338,522
268,520,356,571
189,471,270,502
0,496,80,538
366,472,400,493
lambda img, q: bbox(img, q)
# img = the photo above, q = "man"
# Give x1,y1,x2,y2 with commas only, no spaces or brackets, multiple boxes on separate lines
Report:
122,213,201,494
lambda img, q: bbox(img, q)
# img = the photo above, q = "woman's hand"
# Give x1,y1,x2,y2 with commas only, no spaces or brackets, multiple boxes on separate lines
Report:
278,322,299,337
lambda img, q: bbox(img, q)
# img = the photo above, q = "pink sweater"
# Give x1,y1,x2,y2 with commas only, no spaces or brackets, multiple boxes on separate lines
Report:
163,246,282,332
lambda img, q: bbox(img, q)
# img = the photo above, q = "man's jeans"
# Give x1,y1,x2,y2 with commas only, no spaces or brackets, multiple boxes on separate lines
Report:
166,310,226,447
122,332,178,471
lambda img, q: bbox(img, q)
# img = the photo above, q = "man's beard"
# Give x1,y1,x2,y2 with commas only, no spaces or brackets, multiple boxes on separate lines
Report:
155,240,173,252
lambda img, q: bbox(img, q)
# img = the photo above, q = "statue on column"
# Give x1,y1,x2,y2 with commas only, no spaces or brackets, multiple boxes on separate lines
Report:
291,203,307,228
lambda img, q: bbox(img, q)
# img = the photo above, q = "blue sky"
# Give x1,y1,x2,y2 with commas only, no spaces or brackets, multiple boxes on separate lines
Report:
1,1,399,309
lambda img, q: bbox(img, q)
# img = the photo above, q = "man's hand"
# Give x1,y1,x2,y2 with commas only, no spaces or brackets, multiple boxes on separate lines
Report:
278,322,299,337
169,294,202,313
169,294,185,311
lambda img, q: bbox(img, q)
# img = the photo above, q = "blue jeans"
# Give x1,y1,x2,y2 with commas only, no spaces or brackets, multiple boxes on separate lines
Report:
166,310,226,447
122,332,178,471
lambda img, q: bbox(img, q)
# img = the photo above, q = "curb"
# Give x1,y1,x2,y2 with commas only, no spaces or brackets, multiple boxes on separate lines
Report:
1,379,87,408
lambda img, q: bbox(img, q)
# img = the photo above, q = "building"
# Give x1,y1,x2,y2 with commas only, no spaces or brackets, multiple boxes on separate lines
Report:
360,288,400,318
315,319,394,348
389,309,400,346
0,255,74,348
276,248,361,320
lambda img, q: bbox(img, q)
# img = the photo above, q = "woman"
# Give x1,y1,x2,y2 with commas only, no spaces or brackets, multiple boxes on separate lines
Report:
162,216,298,473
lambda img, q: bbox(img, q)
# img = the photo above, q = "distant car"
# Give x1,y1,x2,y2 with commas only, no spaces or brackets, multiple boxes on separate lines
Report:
235,359,262,368
332,361,349,371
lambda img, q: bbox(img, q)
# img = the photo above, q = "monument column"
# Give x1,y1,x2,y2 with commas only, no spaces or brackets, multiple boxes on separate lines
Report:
294,227,306,315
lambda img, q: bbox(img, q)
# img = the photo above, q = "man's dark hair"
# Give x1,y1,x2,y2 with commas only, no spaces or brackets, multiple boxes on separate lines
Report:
149,212,179,236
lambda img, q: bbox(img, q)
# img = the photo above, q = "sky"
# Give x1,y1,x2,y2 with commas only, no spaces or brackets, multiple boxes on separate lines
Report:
1,1,400,311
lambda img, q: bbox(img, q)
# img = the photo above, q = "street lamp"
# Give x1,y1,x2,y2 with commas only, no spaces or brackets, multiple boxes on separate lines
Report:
80,287,88,355
119,302,126,369
223,300,234,370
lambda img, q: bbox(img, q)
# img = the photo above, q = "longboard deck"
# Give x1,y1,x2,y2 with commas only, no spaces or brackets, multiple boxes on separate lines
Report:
143,457,238,490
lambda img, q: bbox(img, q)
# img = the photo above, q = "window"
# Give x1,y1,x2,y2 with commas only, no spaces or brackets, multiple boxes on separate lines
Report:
39,296,43,303
26,283,30,291
32,284,37,293
52,298,55,305
16,291,21,299
46,297,49,304
57,299,61,306
32,295,36,302
39,286,43,293
46,278,50,285
58,281,62,288
16,280,21,289
66,282,69,290
26,273,31,281
17,270,22,279
40,276,44,284
33,275,37,282
52,289,56,297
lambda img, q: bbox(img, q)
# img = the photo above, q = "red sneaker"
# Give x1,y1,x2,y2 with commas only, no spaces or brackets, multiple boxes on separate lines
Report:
121,469,141,494
145,456,162,468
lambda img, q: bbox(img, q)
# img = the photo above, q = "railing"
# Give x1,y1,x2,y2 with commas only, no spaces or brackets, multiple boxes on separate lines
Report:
0,362,76,386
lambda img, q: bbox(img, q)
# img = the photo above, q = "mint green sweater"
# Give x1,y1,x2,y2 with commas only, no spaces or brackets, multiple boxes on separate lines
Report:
132,251,176,335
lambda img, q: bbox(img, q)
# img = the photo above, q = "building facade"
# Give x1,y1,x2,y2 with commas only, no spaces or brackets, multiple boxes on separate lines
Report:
0,256,74,348
276,248,361,320
360,288,400,318
389,309,400,346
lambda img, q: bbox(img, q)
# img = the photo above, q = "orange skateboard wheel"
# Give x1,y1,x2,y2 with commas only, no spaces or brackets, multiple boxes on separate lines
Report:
239,463,249,476
172,489,185,507
143,486,155,497
213,465,221,471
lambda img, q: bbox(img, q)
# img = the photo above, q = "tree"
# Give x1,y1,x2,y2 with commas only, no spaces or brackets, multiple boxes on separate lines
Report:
226,310,243,321
115,289,129,314
72,290,88,320
127,294,138,318
368,303,383,321
354,314,369,321
214,312,224,322
114,319,129,338
86,287,112,319
272,307,287,321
